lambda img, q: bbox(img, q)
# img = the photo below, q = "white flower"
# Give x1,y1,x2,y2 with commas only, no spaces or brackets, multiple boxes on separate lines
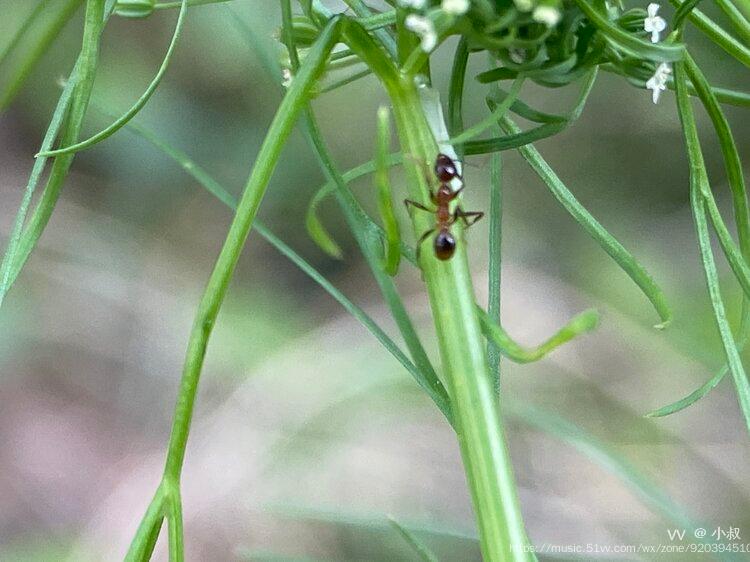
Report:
399,0,427,8
532,5,561,26
442,0,470,15
645,62,671,104
644,3,667,43
405,14,438,52
281,68,293,88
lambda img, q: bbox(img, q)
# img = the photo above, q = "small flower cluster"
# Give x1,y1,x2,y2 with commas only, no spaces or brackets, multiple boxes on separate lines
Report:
643,3,670,104
401,0,470,54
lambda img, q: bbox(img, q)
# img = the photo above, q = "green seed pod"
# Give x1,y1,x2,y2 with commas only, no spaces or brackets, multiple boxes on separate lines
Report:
114,0,156,18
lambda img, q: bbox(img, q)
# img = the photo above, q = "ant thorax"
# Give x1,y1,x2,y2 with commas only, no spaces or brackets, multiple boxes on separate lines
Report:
434,184,455,209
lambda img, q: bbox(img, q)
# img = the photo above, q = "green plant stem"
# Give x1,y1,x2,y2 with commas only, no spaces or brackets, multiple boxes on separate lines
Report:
160,13,340,481
335,18,531,560
123,485,167,561
395,82,531,562
123,17,344,560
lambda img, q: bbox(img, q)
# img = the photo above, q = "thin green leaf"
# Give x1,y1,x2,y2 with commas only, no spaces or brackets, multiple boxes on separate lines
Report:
572,0,684,61
306,201,344,259
0,0,83,111
462,121,566,155
669,0,750,68
714,0,750,45
356,9,397,31
375,106,401,275
37,0,188,157
486,51,505,391
446,76,525,146
487,151,503,388
318,67,372,93
648,52,750,420
388,516,440,562
683,53,750,289
230,6,388,261
341,0,397,60
477,306,599,364
447,37,469,143
673,0,703,29
674,60,750,434
0,61,80,309
153,0,233,8
304,154,402,259
462,68,597,156
703,194,750,299
646,362,731,417
488,87,568,124
499,115,672,327
0,0,107,308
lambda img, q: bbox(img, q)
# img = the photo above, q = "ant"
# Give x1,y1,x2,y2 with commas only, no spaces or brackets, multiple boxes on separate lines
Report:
404,153,483,261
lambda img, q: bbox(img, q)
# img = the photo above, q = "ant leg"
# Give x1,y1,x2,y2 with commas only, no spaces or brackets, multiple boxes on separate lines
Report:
454,207,484,227
415,228,435,262
404,199,435,214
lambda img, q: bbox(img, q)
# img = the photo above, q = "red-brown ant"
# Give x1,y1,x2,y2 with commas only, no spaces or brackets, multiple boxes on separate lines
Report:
405,153,483,261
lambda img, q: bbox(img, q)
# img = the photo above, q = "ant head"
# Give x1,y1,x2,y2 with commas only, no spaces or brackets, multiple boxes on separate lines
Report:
434,153,460,183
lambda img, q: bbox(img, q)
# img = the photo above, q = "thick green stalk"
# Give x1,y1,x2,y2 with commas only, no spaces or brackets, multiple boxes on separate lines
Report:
389,78,531,562
340,20,531,559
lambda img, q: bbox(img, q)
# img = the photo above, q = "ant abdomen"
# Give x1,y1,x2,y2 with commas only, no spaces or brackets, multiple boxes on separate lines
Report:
434,230,456,260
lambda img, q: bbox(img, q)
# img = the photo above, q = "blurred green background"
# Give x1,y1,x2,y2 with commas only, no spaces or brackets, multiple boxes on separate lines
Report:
1,1,750,560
